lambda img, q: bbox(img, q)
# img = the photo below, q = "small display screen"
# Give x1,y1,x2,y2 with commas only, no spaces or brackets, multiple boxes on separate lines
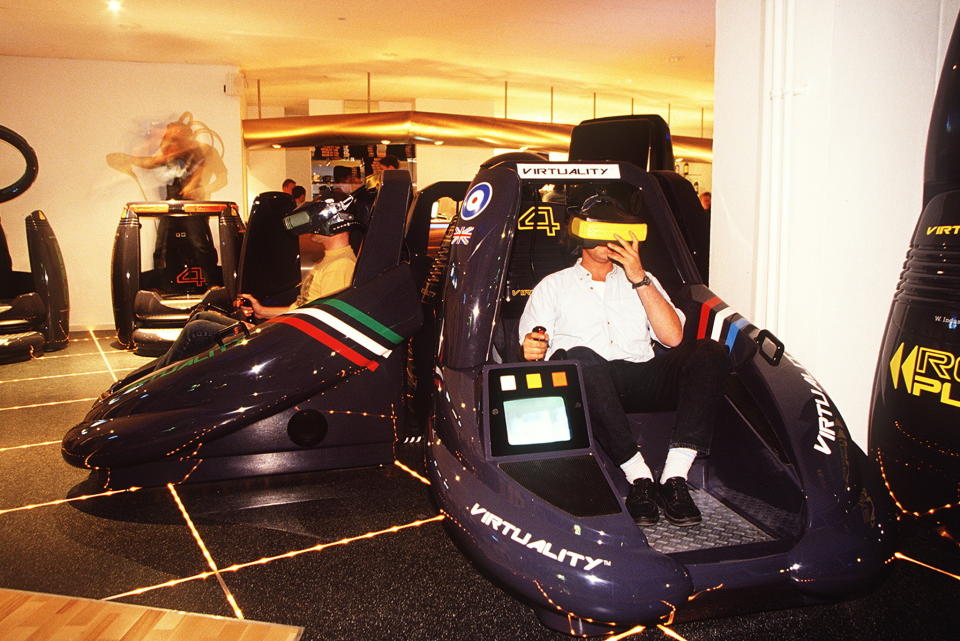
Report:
503,396,571,446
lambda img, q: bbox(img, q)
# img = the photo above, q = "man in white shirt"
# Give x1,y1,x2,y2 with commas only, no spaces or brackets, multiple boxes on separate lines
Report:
519,196,730,527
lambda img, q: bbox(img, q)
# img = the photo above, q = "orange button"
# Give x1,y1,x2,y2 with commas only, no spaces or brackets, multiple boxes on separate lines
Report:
551,371,568,387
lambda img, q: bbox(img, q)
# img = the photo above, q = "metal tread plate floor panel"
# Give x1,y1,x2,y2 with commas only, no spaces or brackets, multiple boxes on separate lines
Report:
641,489,773,554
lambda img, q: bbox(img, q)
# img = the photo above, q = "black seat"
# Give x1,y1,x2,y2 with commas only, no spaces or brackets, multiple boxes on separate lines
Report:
651,171,710,284
236,192,300,307
112,201,244,354
0,211,69,363
494,192,576,363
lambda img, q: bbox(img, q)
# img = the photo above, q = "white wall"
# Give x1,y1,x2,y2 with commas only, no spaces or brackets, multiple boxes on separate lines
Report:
713,0,960,446
0,55,243,329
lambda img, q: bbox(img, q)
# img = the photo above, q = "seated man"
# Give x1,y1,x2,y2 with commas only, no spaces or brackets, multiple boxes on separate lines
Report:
518,195,731,527
110,198,359,392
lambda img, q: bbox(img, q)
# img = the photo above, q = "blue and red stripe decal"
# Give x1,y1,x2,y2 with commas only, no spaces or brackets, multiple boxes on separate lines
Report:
695,296,754,351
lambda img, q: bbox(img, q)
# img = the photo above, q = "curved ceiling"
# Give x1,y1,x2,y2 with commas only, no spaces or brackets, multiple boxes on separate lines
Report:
0,1,715,137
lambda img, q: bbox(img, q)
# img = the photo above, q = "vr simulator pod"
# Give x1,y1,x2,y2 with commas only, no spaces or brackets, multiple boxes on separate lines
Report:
0,211,69,362
427,159,897,633
111,200,244,355
63,172,423,488
869,16,960,536
0,124,69,362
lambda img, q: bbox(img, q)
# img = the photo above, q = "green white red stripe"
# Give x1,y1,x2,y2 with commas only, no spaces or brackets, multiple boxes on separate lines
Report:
293,308,394,358
270,299,404,372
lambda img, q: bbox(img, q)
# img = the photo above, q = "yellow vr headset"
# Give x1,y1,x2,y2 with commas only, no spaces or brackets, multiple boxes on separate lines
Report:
569,217,648,245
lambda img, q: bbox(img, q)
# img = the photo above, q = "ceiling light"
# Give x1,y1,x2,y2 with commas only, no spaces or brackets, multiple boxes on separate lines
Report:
106,0,123,12
380,139,391,144
271,144,282,149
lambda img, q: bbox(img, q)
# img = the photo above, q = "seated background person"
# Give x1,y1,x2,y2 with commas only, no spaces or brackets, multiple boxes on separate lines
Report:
109,198,359,392
519,196,731,527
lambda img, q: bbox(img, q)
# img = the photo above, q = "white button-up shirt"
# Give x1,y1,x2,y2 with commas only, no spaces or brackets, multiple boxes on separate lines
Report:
517,259,685,363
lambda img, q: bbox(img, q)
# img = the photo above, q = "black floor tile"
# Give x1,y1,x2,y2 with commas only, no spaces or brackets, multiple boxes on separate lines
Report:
0,493,216,603
0,372,114,408
0,399,94,447
0,446,90,508
211,517,567,641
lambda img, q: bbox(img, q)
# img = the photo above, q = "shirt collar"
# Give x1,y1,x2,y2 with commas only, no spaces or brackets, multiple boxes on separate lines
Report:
574,257,622,281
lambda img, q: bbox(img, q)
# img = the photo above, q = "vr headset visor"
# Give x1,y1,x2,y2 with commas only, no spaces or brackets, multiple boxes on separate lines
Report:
569,217,648,247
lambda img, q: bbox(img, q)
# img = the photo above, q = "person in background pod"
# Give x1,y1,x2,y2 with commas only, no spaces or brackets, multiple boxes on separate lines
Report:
292,184,307,206
518,195,731,527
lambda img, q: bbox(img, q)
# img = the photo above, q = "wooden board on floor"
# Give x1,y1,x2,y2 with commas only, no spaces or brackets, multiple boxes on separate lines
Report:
0,588,303,641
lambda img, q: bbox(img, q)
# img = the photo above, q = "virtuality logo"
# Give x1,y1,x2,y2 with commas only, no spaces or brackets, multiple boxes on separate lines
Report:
516,163,622,180
925,225,960,235
889,342,960,408
785,354,838,455
470,503,611,571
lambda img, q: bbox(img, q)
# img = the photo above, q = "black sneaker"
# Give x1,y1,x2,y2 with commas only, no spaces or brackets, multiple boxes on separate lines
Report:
625,478,659,526
658,477,702,527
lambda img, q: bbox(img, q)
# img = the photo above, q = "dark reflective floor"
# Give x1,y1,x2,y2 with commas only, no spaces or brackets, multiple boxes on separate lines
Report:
0,331,957,641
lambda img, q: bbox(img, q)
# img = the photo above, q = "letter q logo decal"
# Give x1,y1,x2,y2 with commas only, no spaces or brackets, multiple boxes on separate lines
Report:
461,182,493,220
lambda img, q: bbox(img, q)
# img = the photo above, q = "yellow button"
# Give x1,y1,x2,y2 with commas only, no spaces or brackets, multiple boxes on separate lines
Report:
551,371,568,387
525,373,543,389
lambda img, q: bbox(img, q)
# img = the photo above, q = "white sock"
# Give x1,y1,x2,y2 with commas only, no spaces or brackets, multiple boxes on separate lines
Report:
660,447,698,482
620,451,653,483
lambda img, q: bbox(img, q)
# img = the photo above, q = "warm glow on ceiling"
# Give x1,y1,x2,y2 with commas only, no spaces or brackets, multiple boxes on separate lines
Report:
0,1,716,136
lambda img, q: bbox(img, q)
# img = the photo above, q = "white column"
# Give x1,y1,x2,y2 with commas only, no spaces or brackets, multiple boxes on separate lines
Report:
713,0,960,445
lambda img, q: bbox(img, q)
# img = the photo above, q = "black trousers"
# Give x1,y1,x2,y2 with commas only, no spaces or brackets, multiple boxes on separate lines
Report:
113,310,237,390
562,339,731,465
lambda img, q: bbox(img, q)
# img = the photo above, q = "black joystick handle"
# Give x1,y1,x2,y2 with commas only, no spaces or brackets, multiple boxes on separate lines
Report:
531,325,547,342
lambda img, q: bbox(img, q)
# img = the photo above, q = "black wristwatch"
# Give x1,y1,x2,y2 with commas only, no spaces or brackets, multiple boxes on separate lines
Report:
630,274,652,289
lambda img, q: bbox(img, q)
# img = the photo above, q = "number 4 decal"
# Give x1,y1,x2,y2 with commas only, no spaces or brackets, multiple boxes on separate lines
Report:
517,206,560,236
176,267,206,287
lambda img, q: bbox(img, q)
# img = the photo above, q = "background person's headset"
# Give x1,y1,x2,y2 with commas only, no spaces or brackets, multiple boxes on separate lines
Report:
282,195,360,236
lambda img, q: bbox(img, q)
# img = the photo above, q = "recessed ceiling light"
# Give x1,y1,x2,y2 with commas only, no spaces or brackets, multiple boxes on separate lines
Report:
106,0,123,12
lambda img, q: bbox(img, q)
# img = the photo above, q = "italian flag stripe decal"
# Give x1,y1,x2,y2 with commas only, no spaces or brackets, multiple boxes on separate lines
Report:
320,299,404,344
272,316,379,371
292,308,393,358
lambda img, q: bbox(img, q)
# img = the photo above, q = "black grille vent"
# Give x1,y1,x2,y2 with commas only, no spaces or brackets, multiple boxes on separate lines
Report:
897,246,960,305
